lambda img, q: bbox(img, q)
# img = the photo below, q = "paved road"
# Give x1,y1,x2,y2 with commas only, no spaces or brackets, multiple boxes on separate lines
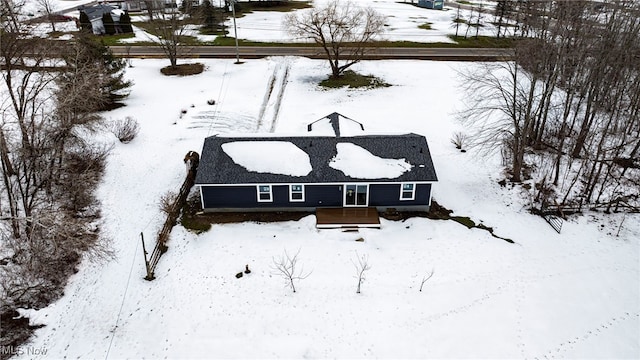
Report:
109,45,514,61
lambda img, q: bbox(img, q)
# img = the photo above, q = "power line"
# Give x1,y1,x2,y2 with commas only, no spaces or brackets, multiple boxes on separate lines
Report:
104,233,140,360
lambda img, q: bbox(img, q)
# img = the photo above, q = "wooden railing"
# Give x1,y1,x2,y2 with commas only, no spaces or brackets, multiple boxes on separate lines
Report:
142,151,199,280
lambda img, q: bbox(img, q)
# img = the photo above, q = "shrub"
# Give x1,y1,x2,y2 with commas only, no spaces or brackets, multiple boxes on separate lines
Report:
102,12,115,35
319,70,391,89
159,191,178,217
160,63,205,76
111,116,139,143
79,11,92,32
451,131,467,150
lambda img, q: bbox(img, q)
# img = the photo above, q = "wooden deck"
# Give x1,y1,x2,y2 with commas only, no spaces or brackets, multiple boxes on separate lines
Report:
315,207,381,229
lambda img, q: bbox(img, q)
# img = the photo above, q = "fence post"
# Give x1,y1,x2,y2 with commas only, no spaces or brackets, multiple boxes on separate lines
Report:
141,232,155,281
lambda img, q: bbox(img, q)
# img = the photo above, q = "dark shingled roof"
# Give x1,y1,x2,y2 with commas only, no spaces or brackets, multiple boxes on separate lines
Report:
79,4,115,20
195,134,438,185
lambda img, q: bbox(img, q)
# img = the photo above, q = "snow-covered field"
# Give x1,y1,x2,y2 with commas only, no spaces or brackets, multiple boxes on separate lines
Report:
14,56,640,359
8,0,639,359
24,0,499,43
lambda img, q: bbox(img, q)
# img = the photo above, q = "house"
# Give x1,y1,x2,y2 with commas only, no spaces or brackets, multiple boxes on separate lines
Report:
79,4,114,34
113,0,179,12
79,4,132,35
194,113,438,216
418,0,444,10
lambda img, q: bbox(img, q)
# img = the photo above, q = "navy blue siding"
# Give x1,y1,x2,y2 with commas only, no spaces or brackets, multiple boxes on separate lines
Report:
201,186,256,208
201,183,431,210
201,184,344,209
305,184,344,207
369,184,431,207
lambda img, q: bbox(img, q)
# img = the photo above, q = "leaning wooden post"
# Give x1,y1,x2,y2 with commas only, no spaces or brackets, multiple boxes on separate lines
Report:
141,232,154,281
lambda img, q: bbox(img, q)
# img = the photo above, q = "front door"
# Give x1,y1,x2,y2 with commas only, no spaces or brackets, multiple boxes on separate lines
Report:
344,184,368,207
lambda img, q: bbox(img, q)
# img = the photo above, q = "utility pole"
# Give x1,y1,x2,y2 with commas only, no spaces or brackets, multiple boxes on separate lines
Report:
230,0,240,64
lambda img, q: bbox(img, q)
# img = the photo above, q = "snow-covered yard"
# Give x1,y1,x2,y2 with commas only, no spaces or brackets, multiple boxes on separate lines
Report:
6,0,639,358
24,0,500,43
14,56,640,359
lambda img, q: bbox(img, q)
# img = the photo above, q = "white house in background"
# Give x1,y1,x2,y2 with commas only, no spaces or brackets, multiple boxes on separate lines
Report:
105,0,181,12
79,4,131,34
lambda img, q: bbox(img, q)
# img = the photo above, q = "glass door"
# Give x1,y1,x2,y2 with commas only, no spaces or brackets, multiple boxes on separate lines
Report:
344,184,368,207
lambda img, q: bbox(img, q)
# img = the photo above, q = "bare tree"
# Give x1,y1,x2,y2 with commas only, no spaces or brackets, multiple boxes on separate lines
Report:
451,3,462,37
271,249,311,293
143,0,159,21
474,1,484,39
35,0,58,32
463,7,473,39
283,0,386,78
1,0,24,33
493,0,506,38
352,252,371,294
0,22,60,238
148,1,192,69
459,0,640,210
458,59,541,182
419,269,434,292
1,2,115,350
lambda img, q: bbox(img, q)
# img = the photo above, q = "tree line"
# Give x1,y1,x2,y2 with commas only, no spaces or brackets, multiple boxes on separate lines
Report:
460,0,639,212
1,0,131,350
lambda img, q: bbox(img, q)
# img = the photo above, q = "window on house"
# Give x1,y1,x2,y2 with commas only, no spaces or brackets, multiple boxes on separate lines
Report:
290,185,304,202
400,183,415,200
257,185,272,202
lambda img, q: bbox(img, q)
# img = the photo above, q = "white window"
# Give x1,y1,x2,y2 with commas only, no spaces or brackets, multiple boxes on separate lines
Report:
400,183,415,200
257,185,272,202
290,184,305,202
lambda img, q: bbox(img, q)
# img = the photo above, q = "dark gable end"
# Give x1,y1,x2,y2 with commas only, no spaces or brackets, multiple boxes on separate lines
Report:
195,134,437,185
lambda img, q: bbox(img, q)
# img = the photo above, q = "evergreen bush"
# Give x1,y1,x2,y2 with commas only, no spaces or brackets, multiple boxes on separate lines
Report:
79,11,92,33
102,12,115,35
120,11,133,33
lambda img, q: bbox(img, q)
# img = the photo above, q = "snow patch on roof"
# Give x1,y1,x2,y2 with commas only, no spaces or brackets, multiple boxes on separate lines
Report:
221,141,312,177
329,142,413,179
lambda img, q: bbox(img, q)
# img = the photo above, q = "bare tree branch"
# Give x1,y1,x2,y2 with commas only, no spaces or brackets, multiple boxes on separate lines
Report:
35,0,58,32
352,251,371,294
271,249,311,293
419,268,434,292
283,0,386,78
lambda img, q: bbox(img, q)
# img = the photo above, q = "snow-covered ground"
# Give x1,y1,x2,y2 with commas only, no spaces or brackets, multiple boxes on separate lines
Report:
7,0,639,358
14,56,640,359
24,0,499,43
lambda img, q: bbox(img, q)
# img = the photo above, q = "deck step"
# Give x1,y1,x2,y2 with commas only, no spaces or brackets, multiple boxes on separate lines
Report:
315,207,381,229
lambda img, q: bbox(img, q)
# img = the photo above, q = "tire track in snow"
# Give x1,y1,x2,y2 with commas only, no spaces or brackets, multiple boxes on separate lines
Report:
181,110,257,135
268,62,290,133
256,58,291,133
255,63,279,130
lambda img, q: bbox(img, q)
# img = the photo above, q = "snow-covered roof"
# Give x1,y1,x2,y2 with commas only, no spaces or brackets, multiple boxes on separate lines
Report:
196,133,437,185
329,143,413,179
221,141,312,177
